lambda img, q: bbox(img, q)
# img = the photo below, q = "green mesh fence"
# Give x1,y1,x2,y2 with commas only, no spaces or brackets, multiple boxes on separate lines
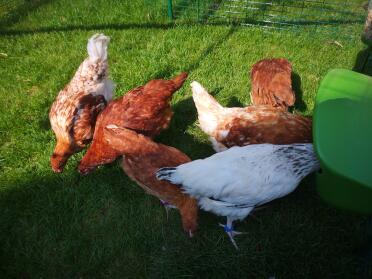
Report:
147,0,368,38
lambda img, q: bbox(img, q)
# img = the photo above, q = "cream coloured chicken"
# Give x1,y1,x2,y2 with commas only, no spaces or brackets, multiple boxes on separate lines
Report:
191,81,312,153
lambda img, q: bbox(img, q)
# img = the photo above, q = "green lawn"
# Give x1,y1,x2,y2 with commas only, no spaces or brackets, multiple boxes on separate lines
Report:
0,0,370,278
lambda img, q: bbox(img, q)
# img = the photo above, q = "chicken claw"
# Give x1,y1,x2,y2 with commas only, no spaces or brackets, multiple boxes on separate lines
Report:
219,223,244,250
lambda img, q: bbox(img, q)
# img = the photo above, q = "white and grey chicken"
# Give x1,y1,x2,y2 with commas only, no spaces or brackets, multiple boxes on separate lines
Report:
49,33,114,173
157,143,320,249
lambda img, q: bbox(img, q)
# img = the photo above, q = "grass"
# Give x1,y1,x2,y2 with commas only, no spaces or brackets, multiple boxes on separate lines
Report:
0,0,370,278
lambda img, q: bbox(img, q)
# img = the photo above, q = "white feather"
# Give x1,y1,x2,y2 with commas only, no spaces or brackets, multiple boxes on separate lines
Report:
50,33,114,143
191,81,257,152
91,79,114,102
191,81,223,135
157,143,319,221
87,33,110,63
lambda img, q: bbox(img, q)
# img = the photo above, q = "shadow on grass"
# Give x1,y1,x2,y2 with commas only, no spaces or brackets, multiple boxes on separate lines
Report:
353,47,372,77
292,71,307,112
0,167,368,278
146,24,237,82
0,20,231,38
1,18,365,37
226,96,244,107
0,22,176,36
0,164,195,277
186,24,237,73
0,0,53,31
156,96,215,160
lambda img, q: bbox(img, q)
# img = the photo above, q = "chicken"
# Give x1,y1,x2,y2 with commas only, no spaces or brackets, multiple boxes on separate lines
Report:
250,58,295,110
191,81,312,152
103,125,198,236
49,34,114,173
78,72,188,174
157,143,320,249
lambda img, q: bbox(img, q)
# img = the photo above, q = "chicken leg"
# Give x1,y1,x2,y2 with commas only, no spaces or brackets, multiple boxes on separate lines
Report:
219,217,244,250
160,199,177,220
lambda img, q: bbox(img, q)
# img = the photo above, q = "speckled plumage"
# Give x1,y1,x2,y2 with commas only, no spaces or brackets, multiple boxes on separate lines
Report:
191,81,312,153
78,72,188,174
49,34,113,172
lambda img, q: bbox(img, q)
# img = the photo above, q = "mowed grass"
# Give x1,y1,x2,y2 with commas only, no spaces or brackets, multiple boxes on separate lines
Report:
0,0,370,278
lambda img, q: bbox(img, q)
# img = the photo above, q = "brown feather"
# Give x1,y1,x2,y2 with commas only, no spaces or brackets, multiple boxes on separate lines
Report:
250,58,295,110
78,72,188,174
215,106,312,149
71,94,107,147
104,126,198,235
50,92,108,173
49,35,112,173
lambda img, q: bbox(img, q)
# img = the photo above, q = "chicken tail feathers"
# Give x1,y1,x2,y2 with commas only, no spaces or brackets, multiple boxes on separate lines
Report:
191,81,223,135
156,167,181,185
87,33,110,62
191,81,223,112
171,72,189,90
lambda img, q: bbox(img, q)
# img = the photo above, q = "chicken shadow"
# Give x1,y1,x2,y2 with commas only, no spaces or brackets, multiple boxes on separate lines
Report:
226,96,244,108
0,157,368,277
209,86,246,108
353,46,372,76
0,166,194,276
291,71,307,112
39,117,51,130
156,96,215,160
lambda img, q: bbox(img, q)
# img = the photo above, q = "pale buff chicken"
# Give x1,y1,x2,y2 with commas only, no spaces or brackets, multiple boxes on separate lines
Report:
191,81,312,152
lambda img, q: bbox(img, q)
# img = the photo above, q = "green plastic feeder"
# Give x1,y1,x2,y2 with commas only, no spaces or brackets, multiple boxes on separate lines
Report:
314,69,372,214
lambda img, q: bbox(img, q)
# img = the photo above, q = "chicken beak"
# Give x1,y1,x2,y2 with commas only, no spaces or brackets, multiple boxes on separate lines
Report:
77,164,95,176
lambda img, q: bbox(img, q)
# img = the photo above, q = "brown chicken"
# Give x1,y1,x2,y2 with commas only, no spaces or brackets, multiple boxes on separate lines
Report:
250,58,295,110
78,72,188,174
49,34,113,173
191,81,312,152
103,125,198,236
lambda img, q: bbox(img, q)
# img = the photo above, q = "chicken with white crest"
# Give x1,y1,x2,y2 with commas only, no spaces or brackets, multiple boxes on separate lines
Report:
156,143,320,249
49,33,114,173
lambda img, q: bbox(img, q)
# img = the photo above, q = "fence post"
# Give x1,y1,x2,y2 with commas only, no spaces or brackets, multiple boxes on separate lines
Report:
167,0,173,20
363,0,372,44
197,0,200,21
